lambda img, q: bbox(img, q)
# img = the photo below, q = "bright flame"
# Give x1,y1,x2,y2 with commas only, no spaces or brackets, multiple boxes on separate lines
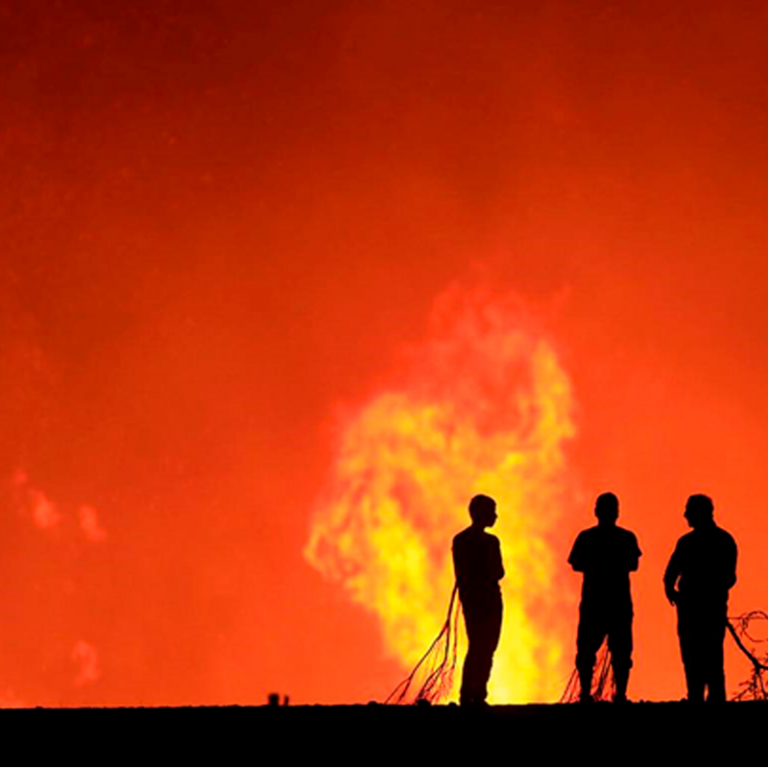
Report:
306,289,577,703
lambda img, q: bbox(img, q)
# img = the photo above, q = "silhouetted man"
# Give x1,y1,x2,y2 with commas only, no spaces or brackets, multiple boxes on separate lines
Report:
452,494,504,706
664,494,737,703
568,492,641,702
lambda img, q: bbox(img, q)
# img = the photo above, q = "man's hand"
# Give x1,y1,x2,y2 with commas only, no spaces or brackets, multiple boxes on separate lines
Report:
665,588,680,607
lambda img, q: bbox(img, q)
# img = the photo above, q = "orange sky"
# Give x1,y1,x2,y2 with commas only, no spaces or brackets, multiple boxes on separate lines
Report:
1,0,767,705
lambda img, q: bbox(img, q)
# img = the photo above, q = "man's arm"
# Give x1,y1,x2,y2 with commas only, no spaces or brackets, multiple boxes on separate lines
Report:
724,534,738,591
628,533,641,573
663,544,682,605
568,532,586,572
452,538,465,590
493,537,505,582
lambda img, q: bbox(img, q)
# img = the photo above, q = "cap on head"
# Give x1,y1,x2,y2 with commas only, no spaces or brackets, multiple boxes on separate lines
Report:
685,494,714,527
595,492,619,523
469,494,497,526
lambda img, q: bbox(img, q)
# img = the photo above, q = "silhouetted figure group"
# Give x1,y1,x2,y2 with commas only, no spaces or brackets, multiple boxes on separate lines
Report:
452,491,738,706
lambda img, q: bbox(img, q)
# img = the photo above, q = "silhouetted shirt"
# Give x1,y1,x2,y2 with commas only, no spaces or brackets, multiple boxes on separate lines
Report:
568,525,641,608
664,523,737,607
452,528,504,609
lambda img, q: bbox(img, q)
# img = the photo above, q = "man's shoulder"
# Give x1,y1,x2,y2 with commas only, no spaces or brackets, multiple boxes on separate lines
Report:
569,526,598,555
679,525,736,547
453,527,491,545
577,524,633,541
453,528,471,547
614,525,635,535
453,528,499,546
714,525,738,548
615,526,639,542
572,525,639,553
675,530,696,547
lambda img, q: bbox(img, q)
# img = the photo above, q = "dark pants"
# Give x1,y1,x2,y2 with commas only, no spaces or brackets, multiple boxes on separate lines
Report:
460,595,502,705
677,598,727,703
576,602,633,698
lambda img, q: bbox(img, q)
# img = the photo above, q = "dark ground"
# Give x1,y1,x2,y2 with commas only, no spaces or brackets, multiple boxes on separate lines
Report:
8,701,765,764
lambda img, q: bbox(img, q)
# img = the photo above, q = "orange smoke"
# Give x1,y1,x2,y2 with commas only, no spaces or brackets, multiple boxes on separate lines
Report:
72,641,100,687
78,506,108,543
12,471,62,531
11,471,107,542
306,288,577,703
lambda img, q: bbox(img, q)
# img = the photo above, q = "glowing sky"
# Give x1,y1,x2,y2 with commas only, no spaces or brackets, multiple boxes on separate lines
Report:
2,0,768,705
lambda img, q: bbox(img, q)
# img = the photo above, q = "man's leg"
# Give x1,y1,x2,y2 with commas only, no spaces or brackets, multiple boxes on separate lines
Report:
461,611,481,705
608,611,633,703
677,604,705,703
461,602,502,705
475,603,502,704
703,609,727,703
576,608,604,702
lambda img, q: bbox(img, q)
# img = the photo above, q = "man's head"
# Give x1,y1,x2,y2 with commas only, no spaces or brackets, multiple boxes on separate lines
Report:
595,492,619,525
469,494,497,528
684,494,714,529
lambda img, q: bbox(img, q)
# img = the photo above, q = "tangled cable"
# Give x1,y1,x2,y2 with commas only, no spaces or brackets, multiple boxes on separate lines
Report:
388,596,768,704
728,610,768,701
560,610,768,703
560,641,614,703
385,584,461,705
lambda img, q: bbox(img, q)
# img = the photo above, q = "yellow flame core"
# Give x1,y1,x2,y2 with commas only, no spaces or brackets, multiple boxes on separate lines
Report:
306,292,576,703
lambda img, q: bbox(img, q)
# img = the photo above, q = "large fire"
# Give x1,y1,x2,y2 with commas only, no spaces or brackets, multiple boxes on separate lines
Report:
306,289,577,703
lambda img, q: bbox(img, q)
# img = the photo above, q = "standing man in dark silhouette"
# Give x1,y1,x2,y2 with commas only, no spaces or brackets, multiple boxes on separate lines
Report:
568,492,641,703
452,494,504,707
664,494,737,703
